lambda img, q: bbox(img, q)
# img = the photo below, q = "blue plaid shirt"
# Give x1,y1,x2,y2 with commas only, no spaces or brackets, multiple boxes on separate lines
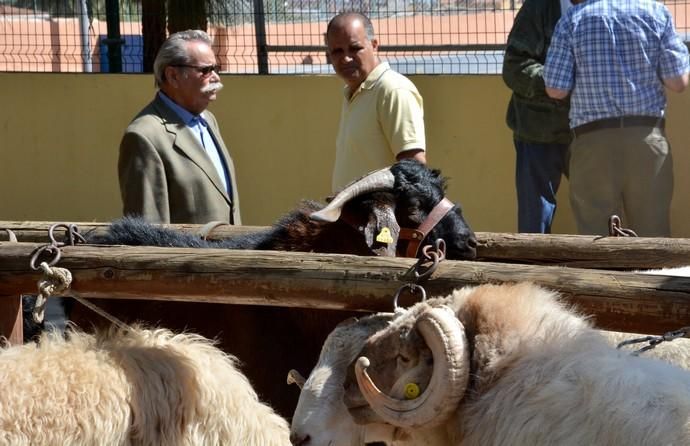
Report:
544,0,689,128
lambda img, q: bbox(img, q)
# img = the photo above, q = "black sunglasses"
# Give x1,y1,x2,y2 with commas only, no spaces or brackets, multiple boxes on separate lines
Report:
171,64,221,75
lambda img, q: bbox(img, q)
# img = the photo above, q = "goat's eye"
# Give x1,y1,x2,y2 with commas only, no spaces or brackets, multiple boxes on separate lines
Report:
397,354,411,364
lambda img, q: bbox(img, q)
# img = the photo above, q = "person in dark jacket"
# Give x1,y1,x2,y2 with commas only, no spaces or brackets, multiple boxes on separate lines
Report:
502,0,572,233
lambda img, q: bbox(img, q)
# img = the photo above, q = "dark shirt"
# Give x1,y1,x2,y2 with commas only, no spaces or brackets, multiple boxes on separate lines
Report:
502,0,572,145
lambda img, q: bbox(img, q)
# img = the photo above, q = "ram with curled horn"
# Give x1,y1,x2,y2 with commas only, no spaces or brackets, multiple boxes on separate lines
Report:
293,282,690,446
352,305,470,430
69,159,477,418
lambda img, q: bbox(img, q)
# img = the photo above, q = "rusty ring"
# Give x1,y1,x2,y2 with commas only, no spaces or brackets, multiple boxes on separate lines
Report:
393,283,427,310
29,244,61,270
422,238,446,262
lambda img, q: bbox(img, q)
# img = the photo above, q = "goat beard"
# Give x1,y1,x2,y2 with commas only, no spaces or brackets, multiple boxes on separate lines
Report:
202,82,223,94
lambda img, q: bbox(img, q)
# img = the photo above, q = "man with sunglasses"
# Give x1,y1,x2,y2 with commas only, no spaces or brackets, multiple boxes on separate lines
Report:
118,29,241,224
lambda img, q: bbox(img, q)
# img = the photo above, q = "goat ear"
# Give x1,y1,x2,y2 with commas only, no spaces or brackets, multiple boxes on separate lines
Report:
364,204,400,257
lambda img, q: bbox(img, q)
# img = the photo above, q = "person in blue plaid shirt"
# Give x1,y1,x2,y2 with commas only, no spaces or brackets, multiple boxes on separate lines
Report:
543,0,689,237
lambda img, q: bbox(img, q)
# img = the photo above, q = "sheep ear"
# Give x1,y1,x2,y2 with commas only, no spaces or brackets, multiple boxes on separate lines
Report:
364,204,400,257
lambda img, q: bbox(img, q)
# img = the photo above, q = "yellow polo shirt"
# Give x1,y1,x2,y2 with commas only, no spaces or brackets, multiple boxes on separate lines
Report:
332,62,426,192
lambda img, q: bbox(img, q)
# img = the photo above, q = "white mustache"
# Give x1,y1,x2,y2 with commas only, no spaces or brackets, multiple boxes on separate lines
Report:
202,82,223,94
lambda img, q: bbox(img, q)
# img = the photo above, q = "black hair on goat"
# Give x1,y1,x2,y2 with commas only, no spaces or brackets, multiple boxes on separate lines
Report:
91,160,476,260
389,160,476,259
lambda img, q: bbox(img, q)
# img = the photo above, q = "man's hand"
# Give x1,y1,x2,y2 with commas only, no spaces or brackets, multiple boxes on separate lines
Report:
546,87,570,100
397,149,426,164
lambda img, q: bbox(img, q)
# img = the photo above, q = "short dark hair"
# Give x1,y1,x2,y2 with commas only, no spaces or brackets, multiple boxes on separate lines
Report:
325,12,375,43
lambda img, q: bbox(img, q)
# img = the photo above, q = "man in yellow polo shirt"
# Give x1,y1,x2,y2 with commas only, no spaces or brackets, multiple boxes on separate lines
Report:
326,12,427,192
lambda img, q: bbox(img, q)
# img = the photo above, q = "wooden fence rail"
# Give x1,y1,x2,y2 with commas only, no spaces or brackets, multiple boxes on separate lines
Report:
2,221,689,269
1,242,690,343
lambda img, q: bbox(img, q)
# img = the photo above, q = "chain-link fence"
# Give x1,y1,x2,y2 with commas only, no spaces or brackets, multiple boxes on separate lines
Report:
1,0,688,74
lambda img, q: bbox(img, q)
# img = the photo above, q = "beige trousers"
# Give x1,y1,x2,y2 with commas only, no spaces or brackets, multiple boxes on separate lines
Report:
569,126,673,237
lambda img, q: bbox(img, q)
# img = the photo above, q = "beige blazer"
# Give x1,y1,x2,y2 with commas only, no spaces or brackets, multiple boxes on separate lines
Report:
118,94,241,224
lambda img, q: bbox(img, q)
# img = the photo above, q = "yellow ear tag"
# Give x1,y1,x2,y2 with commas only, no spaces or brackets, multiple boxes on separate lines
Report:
404,382,420,400
376,227,394,244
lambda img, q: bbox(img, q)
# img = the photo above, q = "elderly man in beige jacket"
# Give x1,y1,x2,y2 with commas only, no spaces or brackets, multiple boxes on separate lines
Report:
119,29,241,224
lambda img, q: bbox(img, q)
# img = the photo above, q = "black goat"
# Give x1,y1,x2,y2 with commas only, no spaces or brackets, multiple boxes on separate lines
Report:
91,160,477,260
72,160,476,418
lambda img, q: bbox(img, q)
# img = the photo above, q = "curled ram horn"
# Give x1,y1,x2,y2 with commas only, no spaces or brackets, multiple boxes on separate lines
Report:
310,167,396,223
287,369,306,389
355,305,470,429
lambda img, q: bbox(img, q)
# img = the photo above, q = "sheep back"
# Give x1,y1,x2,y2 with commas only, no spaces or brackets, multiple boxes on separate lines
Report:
447,283,690,446
0,326,289,446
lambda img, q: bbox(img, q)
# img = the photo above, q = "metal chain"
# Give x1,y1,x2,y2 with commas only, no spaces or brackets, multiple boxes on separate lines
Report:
393,239,446,310
26,223,128,329
28,224,85,323
29,223,85,270
50,223,86,246
608,215,638,237
616,326,690,355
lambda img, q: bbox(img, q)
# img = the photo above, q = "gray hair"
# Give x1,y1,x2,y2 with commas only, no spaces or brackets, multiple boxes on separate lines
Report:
153,29,213,87
325,12,376,43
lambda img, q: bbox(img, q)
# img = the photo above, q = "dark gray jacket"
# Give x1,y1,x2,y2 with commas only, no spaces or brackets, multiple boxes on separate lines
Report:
503,0,572,144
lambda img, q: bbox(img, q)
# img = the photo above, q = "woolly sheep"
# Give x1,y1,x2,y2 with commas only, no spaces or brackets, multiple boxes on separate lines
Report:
291,326,690,446
292,282,690,446
0,326,290,446
351,283,690,445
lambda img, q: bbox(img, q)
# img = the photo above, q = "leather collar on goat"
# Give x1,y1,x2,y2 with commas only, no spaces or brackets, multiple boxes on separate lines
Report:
398,197,455,258
339,197,455,258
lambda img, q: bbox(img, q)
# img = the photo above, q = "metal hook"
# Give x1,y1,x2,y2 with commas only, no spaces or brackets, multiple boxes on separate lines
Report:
608,215,638,237
617,326,690,355
49,223,85,246
414,239,446,282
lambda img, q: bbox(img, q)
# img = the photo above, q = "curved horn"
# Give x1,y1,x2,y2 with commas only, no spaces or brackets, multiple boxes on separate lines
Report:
310,168,395,222
355,306,469,428
286,369,306,389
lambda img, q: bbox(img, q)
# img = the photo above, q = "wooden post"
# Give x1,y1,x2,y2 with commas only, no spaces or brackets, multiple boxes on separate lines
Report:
1,242,689,334
2,221,689,269
0,295,23,345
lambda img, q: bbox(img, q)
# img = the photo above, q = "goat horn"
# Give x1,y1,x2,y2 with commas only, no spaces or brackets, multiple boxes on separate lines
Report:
355,306,469,429
310,168,395,222
286,369,306,389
